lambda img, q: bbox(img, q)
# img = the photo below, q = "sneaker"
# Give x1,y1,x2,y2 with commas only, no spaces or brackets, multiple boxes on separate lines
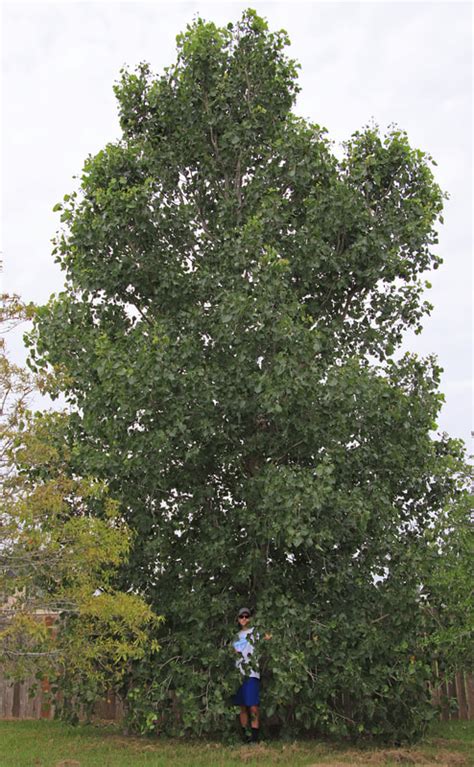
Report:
250,728,260,744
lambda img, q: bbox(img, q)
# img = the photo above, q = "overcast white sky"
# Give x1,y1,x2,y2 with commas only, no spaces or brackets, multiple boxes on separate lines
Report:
1,0,472,449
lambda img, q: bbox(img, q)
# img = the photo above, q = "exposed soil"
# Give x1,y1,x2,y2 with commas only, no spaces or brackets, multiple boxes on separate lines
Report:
307,747,469,767
55,761,82,767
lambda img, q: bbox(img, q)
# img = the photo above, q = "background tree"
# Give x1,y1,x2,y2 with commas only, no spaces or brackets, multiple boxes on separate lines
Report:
0,293,161,719
27,10,471,740
421,451,473,675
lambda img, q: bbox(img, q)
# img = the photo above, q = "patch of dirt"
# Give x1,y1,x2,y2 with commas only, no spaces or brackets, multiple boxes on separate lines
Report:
107,736,161,751
238,744,274,761
236,745,297,763
429,739,467,749
55,761,81,767
280,742,310,752
237,741,323,762
378,750,467,766
308,763,362,767
307,748,468,767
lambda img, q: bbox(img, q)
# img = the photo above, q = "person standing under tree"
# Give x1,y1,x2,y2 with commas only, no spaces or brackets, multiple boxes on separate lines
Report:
232,607,271,743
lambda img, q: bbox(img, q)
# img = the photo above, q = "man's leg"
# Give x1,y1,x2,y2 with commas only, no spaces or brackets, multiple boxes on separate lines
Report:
239,706,250,741
239,706,249,728
249,705,260,742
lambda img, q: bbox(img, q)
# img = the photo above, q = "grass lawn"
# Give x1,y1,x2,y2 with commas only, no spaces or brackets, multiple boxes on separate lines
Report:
0,719,472,767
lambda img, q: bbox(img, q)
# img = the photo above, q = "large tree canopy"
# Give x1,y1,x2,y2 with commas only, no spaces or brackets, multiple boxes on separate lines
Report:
28,10,471,740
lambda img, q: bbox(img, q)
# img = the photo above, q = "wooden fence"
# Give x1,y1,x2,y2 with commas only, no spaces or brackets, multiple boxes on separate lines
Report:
431,670,474,721
1,671,473,722
0,672,124,721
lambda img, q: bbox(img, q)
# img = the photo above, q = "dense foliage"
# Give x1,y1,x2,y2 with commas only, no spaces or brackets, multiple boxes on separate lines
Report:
27,10,471,741
0,294,161,717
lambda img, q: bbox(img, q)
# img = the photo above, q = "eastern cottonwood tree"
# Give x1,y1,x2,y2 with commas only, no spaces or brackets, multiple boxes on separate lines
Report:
0,294,161,718
27,10,471,740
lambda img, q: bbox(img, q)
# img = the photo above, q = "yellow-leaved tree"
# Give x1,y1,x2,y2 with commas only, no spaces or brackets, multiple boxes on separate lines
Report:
0,291,162,721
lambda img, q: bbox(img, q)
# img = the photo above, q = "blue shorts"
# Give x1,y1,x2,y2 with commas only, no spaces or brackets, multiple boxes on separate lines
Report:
233,677,260,707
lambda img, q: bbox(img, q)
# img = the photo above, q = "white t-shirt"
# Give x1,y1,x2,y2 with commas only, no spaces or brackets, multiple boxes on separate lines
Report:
233,627,260,679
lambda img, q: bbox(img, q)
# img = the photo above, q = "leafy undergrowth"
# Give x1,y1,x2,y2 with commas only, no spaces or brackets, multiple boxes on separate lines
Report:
0,719,472,767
